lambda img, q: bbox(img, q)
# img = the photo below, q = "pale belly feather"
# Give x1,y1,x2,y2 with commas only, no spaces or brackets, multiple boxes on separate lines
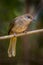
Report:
12,25,28,33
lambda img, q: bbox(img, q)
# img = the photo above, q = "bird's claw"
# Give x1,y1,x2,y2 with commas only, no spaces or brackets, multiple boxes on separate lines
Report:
14,33,17,36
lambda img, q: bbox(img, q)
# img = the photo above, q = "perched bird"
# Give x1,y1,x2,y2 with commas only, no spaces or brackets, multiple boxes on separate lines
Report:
8,14,33,57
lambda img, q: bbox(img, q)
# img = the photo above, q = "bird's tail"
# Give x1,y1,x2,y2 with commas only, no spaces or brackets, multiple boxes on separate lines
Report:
8,37,17,57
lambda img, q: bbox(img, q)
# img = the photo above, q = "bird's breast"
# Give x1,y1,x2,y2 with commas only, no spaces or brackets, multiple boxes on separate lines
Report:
12,24,28,33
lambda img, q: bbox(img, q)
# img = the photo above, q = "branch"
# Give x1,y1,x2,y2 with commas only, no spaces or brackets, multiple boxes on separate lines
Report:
0,29,43,40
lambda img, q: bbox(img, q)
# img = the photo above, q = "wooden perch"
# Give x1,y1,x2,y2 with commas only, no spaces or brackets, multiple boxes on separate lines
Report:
0,29,43,40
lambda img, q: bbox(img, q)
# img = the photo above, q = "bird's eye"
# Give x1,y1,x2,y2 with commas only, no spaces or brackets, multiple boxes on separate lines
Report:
26,16,31,19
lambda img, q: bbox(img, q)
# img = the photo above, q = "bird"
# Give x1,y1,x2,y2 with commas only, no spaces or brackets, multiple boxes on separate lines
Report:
8,14,33,57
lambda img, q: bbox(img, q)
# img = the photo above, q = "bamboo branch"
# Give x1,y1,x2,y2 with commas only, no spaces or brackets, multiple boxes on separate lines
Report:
0,29,43,40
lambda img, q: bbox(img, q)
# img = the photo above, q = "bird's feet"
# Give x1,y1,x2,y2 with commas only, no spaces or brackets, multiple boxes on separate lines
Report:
14,33,17,36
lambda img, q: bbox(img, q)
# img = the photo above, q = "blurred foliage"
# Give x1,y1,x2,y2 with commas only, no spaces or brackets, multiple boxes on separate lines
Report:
0,0,25,21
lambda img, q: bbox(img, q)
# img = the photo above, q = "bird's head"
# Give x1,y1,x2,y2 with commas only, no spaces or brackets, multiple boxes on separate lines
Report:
22,14,33,25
